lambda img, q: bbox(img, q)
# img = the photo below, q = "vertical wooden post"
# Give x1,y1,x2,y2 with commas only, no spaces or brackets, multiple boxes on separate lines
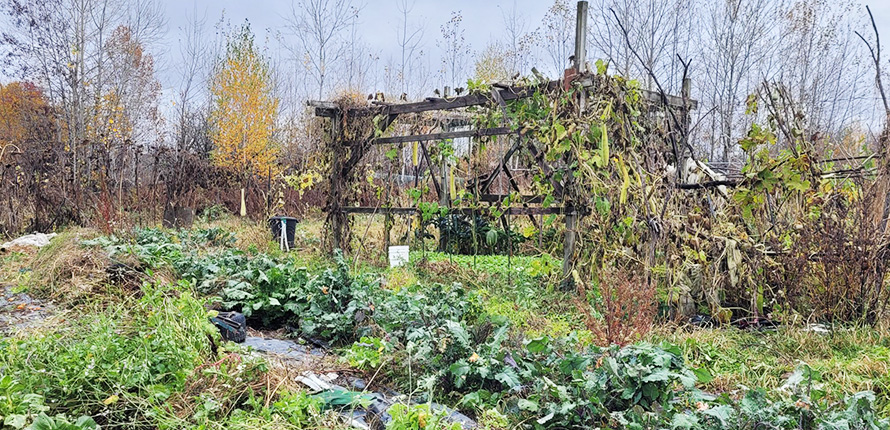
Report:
573,1,588,74
562,1,588,287
329,112,343,252
438,120,452,252
679,77,692,182
563,208,577,282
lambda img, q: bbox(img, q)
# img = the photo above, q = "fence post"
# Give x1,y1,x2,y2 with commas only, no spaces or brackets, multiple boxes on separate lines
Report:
562,1,588,288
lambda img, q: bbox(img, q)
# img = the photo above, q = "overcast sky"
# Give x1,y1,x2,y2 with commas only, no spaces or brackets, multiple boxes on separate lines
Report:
4,0,890,107
152,0,890,102
154,1,552,100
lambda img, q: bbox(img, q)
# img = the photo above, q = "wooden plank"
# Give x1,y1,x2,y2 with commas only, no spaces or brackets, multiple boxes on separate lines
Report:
563,210,577,282
418,140,442,199
386,86,538,115
479,194,546,204
366,127,512,145
501,165,542,228
526,140,564,197
311,77,696,118
479,137,523,194
677,180,737,190
343,207,416,214
310,84,546,118
341,206,565,215
640,89,697,110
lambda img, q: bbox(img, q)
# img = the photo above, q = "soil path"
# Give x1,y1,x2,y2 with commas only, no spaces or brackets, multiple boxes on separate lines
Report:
0,285,56,334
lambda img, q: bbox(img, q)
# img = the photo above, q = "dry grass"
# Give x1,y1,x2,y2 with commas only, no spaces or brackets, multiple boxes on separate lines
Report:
25,227,112,302
0,246,37,287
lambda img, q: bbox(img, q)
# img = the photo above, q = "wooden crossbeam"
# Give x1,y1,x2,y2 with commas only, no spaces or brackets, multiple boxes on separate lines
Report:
309,78,696,119
479,137,523,194
366,126,512,145
418,140,442,199
478,194,546,204
341,206,566,216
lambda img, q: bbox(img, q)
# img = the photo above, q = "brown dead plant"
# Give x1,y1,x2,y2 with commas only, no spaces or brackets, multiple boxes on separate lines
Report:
576,269,656,347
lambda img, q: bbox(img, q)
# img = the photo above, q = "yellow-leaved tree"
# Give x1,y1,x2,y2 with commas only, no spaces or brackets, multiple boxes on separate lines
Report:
210,23,279,216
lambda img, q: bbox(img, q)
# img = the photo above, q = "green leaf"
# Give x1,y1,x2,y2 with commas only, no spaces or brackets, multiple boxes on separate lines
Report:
595,59,608,75
495,368,522,390
671,413,699,429
3,414,26,429
444,320,471,349
693,367,713,384
641,382,658,400
536,412,555,425
595,196,611,216
28,414,54,430
554,122,567,142
701,405,734,427
517,399,539,412
526,337,549,354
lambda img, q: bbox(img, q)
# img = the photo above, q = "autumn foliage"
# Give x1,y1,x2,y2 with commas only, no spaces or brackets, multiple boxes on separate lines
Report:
210,24,280,178
0,82,55,147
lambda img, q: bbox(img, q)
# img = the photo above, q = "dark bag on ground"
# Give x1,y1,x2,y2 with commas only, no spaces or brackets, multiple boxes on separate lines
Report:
210,311,247,343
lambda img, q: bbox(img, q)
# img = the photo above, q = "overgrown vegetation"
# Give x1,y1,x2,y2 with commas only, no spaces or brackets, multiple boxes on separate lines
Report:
6,225,881,429
4,0,890,427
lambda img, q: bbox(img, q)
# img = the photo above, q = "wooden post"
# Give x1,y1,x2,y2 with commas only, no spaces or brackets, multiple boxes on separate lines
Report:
562,1,588,287
679,77,692,182
330,112,344,252
563,208,577,283
573,1,588,74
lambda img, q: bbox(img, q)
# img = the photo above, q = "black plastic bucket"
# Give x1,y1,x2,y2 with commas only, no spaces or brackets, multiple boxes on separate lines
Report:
269,216,298,250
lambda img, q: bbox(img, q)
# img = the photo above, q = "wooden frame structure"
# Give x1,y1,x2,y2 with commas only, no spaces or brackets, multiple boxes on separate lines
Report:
310,1,696,279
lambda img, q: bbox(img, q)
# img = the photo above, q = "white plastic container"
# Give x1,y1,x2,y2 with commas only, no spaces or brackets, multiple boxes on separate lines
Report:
388,246,410,268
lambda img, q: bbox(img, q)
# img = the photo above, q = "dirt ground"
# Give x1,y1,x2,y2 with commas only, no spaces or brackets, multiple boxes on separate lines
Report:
0,285,56,334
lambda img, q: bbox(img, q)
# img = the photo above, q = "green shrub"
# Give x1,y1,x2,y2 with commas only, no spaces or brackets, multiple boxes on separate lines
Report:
0,282,215,428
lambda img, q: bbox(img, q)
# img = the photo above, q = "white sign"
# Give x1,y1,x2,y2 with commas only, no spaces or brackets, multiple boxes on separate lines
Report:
388,246,410,268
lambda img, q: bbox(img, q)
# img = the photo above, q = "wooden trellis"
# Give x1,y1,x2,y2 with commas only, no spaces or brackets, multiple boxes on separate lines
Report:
309,1,696,279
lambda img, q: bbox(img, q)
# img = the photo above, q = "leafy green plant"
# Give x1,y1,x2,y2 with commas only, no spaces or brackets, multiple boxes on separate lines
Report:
386,403,461,430
25,414,99,430
269,391,324,427
0,282,216,426
344,337,389,370
429,214,525,255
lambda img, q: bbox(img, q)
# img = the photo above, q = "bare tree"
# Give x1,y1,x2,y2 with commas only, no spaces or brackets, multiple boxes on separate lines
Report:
341,3,376,94
538,0,574,78
391,0,426,98
438,10,471,87
499,0,535,77
587,0,694,92
2,0,164,180
697,0,777,162
285,0,355,100
774,0,872,139
174,4,213,154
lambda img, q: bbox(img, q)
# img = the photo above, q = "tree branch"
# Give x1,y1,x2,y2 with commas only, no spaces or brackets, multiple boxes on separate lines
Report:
609,8,698,169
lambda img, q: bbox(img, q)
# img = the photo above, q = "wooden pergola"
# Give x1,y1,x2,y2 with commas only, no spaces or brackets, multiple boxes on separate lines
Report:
310,1,696,279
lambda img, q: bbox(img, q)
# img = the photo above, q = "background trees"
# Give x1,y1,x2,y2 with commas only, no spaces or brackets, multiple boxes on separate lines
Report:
1,0,889,234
